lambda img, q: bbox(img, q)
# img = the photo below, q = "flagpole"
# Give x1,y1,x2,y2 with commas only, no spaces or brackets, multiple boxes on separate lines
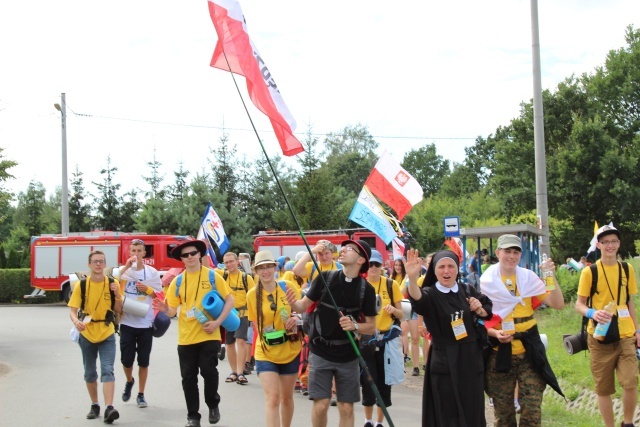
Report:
218,48,396,427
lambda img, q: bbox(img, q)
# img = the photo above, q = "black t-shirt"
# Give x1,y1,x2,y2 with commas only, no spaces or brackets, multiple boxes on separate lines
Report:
306,271,377,362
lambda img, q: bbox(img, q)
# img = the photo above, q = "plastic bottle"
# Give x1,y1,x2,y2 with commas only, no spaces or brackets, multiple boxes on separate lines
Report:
194,308,209,324
280,307,297,335
540,253,556,291
593,301,617,341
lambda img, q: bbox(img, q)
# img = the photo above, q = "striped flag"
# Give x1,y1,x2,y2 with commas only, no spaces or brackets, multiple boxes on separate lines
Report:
208,0,304,156
349,186,398,245
364,151,423,219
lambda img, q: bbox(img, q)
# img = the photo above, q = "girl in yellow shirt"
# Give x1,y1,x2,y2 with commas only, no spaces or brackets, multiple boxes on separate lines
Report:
247,251,302,427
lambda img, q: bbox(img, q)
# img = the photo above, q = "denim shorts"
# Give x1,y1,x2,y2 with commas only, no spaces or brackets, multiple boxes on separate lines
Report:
256,356,300,376
78,333,116,383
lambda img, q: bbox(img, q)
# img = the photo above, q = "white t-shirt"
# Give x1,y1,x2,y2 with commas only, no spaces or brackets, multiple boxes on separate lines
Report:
120,265,162,328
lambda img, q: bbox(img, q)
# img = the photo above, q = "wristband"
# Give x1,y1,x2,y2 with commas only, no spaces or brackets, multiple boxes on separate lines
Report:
636,330,640,334
586,308,595,319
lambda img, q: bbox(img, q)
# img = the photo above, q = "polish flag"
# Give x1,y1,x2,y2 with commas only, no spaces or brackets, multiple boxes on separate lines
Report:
364,151,423,219
208,0,304,157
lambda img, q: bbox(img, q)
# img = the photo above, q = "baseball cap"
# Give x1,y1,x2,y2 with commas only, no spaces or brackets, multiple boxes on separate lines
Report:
496,234,522,251
596,225,620,241
369,249,383,264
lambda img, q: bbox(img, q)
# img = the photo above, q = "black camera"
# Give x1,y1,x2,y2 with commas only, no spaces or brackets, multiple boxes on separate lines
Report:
563,332,588,355
105,310,115,326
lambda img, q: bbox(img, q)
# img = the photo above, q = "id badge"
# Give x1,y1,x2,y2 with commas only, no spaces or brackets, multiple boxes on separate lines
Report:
618,305,631,318
137,296,146,302
186,308,195,319
83,315,92,324
502,314,515,335
451,318,468,340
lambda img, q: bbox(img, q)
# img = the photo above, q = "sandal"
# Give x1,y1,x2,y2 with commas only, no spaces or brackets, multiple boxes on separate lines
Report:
225,372,238,383
236,374,248,385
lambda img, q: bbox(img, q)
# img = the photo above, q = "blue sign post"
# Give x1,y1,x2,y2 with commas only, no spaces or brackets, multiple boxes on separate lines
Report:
443,216,460,237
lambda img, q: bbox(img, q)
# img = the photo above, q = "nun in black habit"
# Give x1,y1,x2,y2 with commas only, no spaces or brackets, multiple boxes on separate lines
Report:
405,249,493,427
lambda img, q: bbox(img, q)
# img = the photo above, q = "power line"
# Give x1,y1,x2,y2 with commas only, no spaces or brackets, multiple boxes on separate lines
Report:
67,109,476,142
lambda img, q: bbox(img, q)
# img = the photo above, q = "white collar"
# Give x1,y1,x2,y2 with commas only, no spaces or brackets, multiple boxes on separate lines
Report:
435,282,459,293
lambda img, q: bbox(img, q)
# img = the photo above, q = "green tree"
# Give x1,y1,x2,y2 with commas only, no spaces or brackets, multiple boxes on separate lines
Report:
0,244,6,268
69,165,93,232
168,162,190,201
6,248,20,268
120,189,140,232
402,144,450,198
14,181,47,238
211,133,239,212
142,148,166,200
93,156,122,231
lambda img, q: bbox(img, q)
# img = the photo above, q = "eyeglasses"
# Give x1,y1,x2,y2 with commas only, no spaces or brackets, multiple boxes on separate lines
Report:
369,262,382,268
342,246,363,257
131,239,145,245
90,259,106,265
266,294,277,311
599,239,620,246
255,264,275,271
180,250,200,258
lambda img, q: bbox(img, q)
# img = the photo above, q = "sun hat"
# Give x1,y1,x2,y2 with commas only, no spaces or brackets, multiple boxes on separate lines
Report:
170,239,207,261
253,250,278,267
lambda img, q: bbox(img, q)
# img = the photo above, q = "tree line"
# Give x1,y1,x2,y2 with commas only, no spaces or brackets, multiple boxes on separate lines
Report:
1,25,639,266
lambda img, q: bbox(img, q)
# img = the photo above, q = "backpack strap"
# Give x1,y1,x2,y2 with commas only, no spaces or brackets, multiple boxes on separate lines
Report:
621,261,630,304
209,269,216,290
175,273,184,297
80,278,87,311
223,270,248,292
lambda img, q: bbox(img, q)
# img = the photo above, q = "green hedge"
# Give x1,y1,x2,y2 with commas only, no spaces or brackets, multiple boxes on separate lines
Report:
0,269,60,304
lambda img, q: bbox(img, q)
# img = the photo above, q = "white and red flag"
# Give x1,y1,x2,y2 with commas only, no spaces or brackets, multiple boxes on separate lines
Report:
364,151,423,219
208,0,304,156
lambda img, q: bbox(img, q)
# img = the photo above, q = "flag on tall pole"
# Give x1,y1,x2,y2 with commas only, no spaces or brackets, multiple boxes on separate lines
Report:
208,0,304,157
364,151,423,220
349,186,399,245
392,237,405,260
197,225,218,266
200,203,231,255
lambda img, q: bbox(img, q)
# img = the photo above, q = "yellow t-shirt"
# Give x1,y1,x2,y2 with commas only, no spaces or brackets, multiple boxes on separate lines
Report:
165,267,231,345
223,270,255,312
303,261,341,283
247,281,302,364
577,261,637,337
499,274,547,355
68,277,119,343
278,271,303,292
368,278,403,331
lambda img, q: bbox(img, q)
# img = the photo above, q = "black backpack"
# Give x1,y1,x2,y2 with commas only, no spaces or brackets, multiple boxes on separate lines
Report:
79,276,120,334
223,270,249,292
302,271,366,343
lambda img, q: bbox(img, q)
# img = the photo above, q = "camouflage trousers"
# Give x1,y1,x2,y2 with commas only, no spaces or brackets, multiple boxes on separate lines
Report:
486,351,546,427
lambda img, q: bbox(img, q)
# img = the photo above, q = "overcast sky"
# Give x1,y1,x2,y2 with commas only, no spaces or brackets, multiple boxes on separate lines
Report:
1,1,638,200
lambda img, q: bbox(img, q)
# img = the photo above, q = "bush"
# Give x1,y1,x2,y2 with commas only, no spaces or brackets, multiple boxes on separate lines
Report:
556,267,580,301
0,269,60,303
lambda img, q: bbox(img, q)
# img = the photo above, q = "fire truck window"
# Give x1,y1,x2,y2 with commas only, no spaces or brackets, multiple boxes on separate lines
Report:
167,244,177,258
144,245,154,258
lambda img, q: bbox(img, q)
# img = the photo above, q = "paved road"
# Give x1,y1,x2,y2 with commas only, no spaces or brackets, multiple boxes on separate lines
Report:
0,304,422,426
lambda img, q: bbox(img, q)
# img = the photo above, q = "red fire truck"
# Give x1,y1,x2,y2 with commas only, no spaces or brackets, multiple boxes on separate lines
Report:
253,228,391,263
28,232,192,302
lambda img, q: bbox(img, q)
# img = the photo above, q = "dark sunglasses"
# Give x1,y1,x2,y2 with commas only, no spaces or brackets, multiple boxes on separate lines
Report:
369,262,382,268
180,250,200,259
266,294,277,311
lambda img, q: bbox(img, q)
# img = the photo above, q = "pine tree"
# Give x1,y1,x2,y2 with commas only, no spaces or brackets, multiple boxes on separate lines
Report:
69,166,93,231
93,156,122,231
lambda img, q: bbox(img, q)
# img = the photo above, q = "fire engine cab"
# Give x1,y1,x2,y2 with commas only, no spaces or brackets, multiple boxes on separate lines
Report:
253,228,390,263
28,232,192,302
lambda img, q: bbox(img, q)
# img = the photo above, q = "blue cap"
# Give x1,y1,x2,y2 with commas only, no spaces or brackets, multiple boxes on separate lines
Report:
369,249,383,264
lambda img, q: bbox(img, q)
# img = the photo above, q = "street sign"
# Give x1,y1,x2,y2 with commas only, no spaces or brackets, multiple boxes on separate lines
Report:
444,216,460,237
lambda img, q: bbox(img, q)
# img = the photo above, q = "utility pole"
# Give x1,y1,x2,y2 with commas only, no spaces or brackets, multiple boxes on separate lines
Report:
54,93,69,235
530,0,549,256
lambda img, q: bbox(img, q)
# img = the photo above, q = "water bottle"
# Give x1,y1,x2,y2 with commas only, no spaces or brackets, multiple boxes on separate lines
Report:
593,301,617,341
540,253,556,291
194,308,209,324
280,307,297,335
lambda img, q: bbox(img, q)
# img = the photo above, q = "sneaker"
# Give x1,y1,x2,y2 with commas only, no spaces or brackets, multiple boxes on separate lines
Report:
185,418,201,427
404,355,411,364
364,422,374,427
514,399,521,414
488,398,494,407
218,345,226,361
301,386,308,396
412,367,420,376
103,406,119,424
209,406,220,424
136,394,147,408
87,404,100,419
294,380,302,392
122,378,135,402
245,361,253,373
330,392,337,406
